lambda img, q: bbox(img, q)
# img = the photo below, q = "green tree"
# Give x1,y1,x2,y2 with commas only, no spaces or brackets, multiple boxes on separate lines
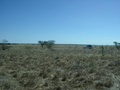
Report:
0,39,8,50
46,40,55,49
38,41,44,48
114,41,120,50
38,40,55,49
38,41,47,48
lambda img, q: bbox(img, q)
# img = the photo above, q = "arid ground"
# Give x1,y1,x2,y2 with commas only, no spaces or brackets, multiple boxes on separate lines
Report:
0,44,120,90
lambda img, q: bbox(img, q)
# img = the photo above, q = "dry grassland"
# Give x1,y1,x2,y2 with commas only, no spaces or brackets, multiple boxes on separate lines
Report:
0,44,120,90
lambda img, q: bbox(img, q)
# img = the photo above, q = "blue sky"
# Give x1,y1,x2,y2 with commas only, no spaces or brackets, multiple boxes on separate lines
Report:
0,0,120,45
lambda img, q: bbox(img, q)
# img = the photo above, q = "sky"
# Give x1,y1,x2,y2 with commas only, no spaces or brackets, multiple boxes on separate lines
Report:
0,0,120,45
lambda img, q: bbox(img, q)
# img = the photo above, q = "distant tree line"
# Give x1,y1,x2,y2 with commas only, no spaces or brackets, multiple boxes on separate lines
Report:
1,39,120,51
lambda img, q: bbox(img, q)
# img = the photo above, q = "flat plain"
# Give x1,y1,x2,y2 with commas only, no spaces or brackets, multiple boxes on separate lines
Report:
0,44,120,90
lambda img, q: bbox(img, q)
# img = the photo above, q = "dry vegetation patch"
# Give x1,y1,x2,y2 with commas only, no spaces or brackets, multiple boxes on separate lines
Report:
0,44,120,90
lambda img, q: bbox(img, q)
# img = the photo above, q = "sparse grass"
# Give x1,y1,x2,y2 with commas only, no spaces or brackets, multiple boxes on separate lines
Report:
0,44,120,90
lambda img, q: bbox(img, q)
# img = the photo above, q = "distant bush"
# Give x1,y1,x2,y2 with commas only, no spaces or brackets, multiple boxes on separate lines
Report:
0,39,9,50
38,41,47,48
38,40,55,49
46,40,55,49
113,42,120,50
101,45,105,56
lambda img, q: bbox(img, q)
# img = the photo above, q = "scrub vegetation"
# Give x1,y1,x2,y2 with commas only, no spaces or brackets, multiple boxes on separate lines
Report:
0,39,9,50
38,40,55,49
0,44,120,90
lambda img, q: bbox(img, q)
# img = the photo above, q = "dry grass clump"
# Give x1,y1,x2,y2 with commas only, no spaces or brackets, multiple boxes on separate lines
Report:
0,44,120,90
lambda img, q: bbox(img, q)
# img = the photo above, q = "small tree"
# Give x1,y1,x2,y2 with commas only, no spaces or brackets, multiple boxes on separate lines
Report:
44,41,48,45
101,45,105,56
0,39,8,50
38,41,47,48
114,41,120,50
46,40,55,49
38,41,44,48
